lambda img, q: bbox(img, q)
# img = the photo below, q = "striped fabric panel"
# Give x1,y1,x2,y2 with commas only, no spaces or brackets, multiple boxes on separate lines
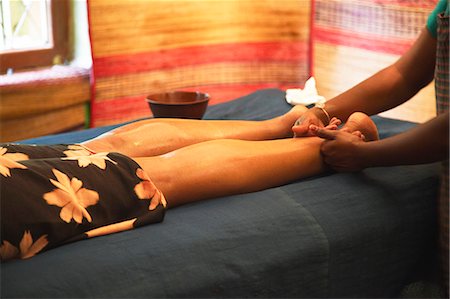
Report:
88,0,312,127
435,13,449,114
314,0,434,53
89,0,311,57
94,60,308,101
372,0,436,8
435,13,449,293
313,0,436,122
93,42,307,78
91,82,301,127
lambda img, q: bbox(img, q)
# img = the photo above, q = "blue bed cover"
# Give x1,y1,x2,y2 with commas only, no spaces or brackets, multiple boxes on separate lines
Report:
1,89,439,298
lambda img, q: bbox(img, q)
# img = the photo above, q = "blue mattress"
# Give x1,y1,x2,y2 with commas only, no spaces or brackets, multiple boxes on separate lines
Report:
1,89,440,298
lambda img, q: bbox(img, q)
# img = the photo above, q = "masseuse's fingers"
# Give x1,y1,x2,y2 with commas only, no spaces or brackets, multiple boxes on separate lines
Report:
312,126,368,172
329,117,342,127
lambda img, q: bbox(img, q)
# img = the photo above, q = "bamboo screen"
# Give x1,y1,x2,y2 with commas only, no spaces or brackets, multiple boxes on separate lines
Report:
313,0,437,123
88,0,312,127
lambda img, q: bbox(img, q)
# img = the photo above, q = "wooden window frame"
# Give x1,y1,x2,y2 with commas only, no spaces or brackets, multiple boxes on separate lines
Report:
0,0,69,73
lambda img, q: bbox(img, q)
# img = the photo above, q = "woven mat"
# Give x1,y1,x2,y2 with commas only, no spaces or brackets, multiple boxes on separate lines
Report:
88,0,312,127
313,0,436,123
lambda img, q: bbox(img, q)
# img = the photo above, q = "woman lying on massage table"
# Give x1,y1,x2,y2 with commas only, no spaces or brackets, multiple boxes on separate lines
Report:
0,106,378,262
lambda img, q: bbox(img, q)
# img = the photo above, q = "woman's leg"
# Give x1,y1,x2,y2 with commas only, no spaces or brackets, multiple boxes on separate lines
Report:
134,112,378,207
136,137,324,207
81,105,309,157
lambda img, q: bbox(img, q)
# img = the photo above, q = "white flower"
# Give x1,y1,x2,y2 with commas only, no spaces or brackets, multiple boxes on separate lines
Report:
134,168,167,210
0,231,48,261
62,152,117,169
0,147,28,177
63,145,92,157
43,169,99,223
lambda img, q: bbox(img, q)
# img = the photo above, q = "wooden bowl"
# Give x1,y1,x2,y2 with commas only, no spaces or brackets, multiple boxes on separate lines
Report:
146,91,209,119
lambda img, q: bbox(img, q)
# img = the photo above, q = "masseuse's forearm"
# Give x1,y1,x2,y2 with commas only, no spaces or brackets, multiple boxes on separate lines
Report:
324,28,436,122
361,112,449,167
324,66,421,121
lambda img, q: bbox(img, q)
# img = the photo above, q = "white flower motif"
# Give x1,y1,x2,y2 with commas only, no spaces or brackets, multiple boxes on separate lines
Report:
0,231,48,261
63,145,92,157
134,168,167,210
43,169,99,223
62,152,117,169
0,147,28,177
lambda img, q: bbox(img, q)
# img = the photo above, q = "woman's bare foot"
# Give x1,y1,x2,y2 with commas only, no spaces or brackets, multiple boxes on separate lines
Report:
284,105,308,125
275,105,310,137
341,112,379,141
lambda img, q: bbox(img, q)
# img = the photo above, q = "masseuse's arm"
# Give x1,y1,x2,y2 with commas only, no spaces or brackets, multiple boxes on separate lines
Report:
293,28,437,136
311,111,449,172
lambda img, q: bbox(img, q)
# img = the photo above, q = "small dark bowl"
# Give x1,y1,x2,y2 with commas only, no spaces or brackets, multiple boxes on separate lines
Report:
146,91,210,119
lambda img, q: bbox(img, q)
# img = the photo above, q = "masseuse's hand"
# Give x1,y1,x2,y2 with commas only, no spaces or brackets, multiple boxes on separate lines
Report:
310,125,368,172
292,108,341,137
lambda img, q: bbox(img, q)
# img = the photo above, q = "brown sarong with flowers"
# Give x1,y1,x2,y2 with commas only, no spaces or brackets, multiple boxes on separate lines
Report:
0,144,166,262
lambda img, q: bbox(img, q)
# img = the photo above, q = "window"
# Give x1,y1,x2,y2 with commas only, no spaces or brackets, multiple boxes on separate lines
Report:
0,0,69,73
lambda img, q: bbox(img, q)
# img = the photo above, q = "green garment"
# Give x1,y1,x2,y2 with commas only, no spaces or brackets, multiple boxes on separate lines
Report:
427,0,449,38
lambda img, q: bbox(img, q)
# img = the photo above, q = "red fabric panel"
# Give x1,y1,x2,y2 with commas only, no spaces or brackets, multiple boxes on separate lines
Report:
93,42,308,78
87,1,312,127
314,27,413,55
373,0,436,8
91,82,301,126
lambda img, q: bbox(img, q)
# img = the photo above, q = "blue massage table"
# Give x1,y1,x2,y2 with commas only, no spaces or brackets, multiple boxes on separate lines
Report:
1,89,440,298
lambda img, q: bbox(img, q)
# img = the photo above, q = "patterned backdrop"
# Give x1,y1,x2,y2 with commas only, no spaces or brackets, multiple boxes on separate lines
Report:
88,0,437,127
88,0,312,127
313,0,437,122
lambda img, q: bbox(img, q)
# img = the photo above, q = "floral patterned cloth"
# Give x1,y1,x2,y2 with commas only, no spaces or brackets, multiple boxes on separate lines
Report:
0,144,166,262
